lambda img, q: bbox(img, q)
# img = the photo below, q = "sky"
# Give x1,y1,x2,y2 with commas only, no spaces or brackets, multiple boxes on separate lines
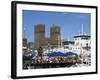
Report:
22,10,91,42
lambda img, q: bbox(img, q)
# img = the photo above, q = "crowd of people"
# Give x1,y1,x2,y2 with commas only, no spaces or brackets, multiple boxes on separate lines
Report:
23,47,91,69
31,55,81,64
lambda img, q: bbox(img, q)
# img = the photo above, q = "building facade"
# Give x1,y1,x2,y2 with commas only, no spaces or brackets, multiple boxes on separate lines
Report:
28,42,34,50
34,24,46,49
22,38,28,54
50,24,61,48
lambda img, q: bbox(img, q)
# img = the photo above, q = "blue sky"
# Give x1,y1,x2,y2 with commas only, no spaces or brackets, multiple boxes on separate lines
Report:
22,10,91,42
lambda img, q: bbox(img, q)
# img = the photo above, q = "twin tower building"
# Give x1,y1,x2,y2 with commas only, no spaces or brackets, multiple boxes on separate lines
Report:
34,24,61,49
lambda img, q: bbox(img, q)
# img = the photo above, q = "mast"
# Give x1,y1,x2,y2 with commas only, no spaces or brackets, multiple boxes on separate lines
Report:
23,27,26,38
58,35,60,48
61,31,63,48
81,24,83,35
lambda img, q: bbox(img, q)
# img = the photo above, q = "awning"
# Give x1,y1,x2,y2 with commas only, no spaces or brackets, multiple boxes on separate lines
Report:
48,52,65,56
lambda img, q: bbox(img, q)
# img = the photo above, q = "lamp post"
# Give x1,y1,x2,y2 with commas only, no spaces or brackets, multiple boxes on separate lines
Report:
37,47,43,63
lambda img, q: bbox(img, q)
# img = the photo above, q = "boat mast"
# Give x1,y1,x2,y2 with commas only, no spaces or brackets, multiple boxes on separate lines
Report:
81,24,84,35
23,27,26,38
58,35,60,48
61,31,63,48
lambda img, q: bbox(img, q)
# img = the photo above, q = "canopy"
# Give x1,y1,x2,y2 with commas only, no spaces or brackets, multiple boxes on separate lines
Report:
65,52,77,57
48,51,78,57
48,52,65,57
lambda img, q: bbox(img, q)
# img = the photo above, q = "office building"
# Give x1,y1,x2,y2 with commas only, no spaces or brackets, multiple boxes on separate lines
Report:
34,24,46,49
50,24,61,48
